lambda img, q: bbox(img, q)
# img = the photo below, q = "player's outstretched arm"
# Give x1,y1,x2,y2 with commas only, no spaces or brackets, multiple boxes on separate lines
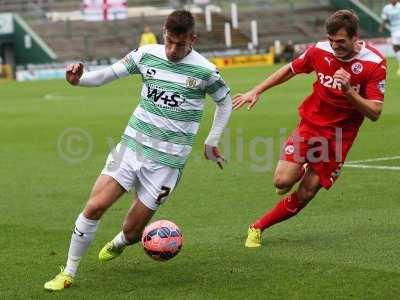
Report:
66,61,129,87
204,96,232,170
232,63,295,110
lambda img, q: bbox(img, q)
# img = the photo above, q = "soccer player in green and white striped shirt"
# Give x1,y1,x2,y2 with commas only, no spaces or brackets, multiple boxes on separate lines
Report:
44,10,232,291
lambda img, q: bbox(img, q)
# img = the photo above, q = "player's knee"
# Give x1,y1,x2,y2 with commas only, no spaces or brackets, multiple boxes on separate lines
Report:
83,200,108,220
273,174,293,190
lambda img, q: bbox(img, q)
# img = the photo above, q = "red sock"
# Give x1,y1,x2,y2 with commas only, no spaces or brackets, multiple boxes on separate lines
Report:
252,192,307,231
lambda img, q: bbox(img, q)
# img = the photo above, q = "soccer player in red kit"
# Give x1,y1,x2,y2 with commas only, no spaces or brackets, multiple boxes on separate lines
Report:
233,10,386,247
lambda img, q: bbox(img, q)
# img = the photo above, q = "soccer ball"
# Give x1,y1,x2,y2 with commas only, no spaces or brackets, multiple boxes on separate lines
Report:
141,220,183,261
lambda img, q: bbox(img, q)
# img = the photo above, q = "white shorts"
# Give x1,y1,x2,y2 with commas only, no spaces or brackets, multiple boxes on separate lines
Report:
391,30,400,45
101,143,181,210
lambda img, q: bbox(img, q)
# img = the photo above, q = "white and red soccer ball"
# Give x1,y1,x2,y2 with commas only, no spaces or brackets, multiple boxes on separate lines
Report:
141,220,183,261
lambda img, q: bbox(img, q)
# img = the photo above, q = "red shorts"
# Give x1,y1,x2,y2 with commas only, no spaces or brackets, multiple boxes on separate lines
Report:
281,120,355,189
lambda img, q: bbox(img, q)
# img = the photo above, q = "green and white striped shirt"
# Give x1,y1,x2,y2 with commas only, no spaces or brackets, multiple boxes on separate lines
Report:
111,44,231,169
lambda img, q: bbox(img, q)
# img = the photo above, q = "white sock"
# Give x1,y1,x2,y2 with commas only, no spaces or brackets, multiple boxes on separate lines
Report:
64,213,99,277
112,231,130,249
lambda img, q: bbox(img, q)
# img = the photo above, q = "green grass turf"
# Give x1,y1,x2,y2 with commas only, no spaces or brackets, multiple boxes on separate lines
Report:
1,60,399,299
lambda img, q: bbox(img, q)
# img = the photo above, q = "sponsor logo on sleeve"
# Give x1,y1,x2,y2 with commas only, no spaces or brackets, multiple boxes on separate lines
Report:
122,54,131,66
378,80,385,94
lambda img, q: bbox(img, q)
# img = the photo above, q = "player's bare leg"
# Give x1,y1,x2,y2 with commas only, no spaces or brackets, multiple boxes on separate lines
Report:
99,195,155,261
122,196,155,242
273,160,306,195
296,167,321,205
246,167,321,248
44,175,125,291
83,175,126,220
245,160,304,248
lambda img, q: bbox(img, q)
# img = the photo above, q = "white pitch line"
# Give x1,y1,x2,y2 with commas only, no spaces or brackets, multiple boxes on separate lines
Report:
346,156,400,164
43,93,86,101
344,164,400,170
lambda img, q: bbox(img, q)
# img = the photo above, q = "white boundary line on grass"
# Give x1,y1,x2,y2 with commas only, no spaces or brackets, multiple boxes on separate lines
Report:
344,164,400,170
43,93,86,101
344,155,400,171
346,156,400,164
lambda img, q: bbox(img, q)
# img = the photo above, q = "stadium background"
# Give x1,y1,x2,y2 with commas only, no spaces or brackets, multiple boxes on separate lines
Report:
1,0,399,299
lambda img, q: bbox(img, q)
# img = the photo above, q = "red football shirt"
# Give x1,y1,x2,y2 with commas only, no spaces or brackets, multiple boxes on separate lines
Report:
290,41,386,139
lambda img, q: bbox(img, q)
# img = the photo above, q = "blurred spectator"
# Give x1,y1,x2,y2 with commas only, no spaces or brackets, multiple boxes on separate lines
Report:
139,26,158,47
282,40,295,62
273,40,282,63
381,0,400,75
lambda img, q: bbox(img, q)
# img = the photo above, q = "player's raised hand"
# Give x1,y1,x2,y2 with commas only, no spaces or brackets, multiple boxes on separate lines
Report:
66,62,84,86
204,144,225,170
333,68,351,93
232,89,260,110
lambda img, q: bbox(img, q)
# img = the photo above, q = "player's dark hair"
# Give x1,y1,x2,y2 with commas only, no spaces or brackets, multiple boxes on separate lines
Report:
325,10,359,38
165,10,195,35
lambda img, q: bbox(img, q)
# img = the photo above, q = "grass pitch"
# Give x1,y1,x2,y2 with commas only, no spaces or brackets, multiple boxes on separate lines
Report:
1,61,399,299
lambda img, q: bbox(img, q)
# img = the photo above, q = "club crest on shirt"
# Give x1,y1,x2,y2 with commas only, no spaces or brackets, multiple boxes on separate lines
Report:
285,145,295,155
122,54,131,65
186,77,198,88
351,62,363,74
378,80,385,94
